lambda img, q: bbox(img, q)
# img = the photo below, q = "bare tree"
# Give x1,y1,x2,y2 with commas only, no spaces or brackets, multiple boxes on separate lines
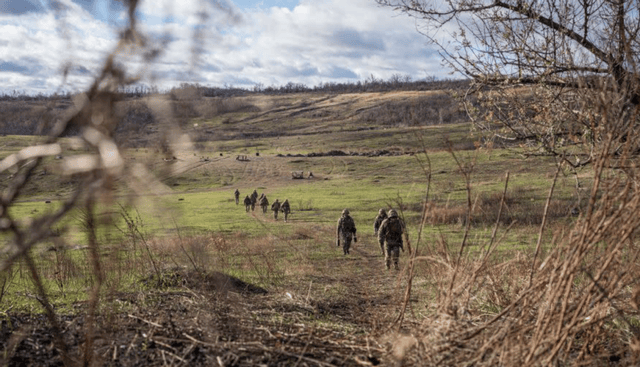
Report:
377,0,640,166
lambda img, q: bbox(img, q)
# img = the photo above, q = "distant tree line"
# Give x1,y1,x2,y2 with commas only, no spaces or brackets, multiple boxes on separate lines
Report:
0,75,470,101
181,75,470,98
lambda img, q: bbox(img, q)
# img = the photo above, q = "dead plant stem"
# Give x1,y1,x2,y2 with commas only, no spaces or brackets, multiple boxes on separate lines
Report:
529,163,561,286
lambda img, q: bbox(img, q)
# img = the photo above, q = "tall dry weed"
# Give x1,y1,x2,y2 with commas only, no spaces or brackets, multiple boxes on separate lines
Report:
389,84,640,366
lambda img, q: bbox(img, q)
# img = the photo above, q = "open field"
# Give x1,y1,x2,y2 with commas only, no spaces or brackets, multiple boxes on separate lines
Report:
3,90,634,366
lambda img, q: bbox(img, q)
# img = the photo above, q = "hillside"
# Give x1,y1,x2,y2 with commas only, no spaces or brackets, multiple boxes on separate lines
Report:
2,89,624,367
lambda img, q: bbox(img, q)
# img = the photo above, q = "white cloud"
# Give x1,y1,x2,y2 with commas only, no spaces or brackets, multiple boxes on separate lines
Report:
0,0,446,94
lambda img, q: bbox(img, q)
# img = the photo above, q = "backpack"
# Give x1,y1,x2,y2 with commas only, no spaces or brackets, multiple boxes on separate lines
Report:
387,217,403,236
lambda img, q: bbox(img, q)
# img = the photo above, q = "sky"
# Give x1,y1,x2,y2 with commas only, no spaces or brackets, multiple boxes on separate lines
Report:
0,0,449,95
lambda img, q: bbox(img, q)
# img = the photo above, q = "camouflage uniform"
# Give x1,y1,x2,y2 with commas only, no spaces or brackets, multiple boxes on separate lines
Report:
250,190,258,211
378,209,404,270
234,189,240,205
271,199,281,220
373,208,387,236
259,195,270,213
243,195,252,212
281,199,291,222
336,209,357,255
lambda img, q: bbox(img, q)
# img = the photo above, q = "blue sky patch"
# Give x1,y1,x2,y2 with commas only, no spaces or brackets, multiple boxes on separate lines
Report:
0,60,32,73
0,0,46,15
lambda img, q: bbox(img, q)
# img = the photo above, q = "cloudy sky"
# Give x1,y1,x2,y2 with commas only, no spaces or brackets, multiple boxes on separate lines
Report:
0,0,448,95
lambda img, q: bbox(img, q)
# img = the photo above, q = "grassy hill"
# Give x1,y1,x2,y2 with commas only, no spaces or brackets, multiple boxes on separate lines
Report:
0,89,612,366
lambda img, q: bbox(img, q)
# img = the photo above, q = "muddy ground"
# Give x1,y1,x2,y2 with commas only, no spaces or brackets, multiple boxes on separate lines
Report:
0,248,410,366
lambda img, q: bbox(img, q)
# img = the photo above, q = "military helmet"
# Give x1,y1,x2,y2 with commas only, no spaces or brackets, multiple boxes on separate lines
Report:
342,209,350,215
379,208,386,215
388,209,398,218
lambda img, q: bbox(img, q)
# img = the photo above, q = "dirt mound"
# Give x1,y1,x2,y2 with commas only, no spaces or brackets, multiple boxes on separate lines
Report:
142,268,268,295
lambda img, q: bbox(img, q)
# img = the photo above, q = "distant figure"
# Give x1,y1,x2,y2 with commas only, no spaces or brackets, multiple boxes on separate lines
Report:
234,189,240,205
378,209,405,270
250,190,259,211
308,171,314,179
243,195,252,212
260,195,270,214
373,208,387,236
336,209,357,255
281,199,291,222
271,199,281,220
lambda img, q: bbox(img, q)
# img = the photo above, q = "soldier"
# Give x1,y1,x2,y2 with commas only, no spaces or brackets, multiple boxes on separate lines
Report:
373,208,387,236
250,190,258,211
243,195,252,212
336,209,357,255
234,189,240,205
271,199,281,220
281,199,291,222
260,194,270,214
378,209,404,270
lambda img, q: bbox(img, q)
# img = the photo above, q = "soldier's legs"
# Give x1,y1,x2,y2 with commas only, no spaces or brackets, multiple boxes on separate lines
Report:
342,236,352,255
273,211,278,220
385,245,400,269
391,247,400,270
385,244,392,269
284,212,289,222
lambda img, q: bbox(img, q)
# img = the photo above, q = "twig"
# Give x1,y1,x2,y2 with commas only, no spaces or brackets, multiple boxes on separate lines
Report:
128,314,162,328
529,163,561,287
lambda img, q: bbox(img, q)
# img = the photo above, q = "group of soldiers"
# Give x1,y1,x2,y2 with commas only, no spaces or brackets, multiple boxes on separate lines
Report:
234,188,404,270
234,189,291,222
336,208,405,270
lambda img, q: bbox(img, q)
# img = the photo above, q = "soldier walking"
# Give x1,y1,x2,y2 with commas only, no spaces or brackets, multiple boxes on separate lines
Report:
373,208,387,236
378,209,404,270
260,195,270,214
250,190,259,211
336,209,357,255
234,189,240,205
250,193,258,211
271,199,281,220
243,195,252,212
281,199,291,222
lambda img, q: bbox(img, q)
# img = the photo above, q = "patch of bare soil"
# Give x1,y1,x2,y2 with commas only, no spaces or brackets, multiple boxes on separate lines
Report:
1,252,404,366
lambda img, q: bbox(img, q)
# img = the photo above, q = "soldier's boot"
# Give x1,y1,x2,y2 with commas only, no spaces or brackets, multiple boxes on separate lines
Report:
385,259,391,270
